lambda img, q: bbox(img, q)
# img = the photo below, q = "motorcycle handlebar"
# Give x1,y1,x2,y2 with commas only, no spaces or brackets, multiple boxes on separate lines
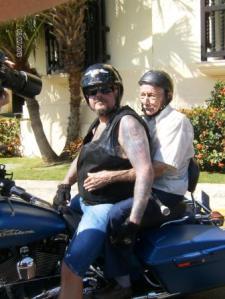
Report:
9,186,171,215
154,197,171,216
10,185,32,202
10,185,52,208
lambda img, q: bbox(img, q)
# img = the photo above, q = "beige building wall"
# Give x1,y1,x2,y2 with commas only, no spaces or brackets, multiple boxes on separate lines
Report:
106,0,224,109
105,0,153,113
20,30,71,156
20,0,225,156
20,74,70,156
20,28,94,156
150,0,214,108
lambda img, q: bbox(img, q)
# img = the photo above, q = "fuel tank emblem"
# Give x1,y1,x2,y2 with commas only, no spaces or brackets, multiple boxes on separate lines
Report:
0,229,34,237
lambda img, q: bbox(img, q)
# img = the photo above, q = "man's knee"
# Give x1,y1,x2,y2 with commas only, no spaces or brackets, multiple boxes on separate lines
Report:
108,205,123,230
64,229,106,277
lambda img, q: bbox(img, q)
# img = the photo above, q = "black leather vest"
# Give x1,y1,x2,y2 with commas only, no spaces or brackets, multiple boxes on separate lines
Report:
77,106,150,205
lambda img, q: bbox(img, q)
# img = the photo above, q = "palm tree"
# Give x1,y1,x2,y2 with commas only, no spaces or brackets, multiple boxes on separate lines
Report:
0,16,60,163
45,0,87,156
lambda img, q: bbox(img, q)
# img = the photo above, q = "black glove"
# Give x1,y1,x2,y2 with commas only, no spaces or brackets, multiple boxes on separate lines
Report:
0,178,15,196
110,220,139,247
53,184,71,208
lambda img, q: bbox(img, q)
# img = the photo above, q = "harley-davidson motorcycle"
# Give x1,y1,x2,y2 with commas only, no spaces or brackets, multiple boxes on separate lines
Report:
0,163,225,299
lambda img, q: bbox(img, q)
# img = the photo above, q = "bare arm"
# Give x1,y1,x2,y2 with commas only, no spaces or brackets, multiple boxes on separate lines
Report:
152,161,170,178
119,115,154,225
83,168,135,191
61,153,80,185
83,159,170,191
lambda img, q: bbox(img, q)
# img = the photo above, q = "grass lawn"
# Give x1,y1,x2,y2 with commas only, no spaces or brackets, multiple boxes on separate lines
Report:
199,171,225,184
0,157,70,180
0,157,224,183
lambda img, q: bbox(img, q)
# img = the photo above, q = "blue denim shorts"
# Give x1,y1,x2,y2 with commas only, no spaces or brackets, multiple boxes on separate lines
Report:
64,194,113,277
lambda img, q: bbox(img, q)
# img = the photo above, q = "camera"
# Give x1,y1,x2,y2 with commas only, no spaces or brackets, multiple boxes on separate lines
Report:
0,51,42,98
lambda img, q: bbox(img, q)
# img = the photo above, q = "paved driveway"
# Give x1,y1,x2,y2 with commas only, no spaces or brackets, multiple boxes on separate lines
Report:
15,180,225,213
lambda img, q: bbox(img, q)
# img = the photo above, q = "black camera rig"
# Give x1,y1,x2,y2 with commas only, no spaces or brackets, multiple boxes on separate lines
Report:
0,51,42,98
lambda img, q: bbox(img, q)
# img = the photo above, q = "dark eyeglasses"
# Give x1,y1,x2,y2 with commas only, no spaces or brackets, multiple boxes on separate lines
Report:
85,86,114,97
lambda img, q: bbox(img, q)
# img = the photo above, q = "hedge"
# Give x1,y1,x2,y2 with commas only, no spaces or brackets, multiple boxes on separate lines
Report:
0,117,21,157
181,81,225,173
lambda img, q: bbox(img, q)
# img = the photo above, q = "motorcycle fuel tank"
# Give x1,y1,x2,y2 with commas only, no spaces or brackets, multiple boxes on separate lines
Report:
137,224,225,295
0,197,67,248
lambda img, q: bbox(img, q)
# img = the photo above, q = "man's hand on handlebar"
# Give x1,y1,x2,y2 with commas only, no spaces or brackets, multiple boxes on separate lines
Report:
53,184,71,209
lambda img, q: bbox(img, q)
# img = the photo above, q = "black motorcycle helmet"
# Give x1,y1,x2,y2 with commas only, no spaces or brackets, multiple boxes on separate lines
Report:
81,63,124,106
138,70,173,105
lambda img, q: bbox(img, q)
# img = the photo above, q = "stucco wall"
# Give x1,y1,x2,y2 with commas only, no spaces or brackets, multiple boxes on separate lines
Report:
20,74,70,156
105,0,223,110
151,0,214,108
20,0,225,156
105,0,153,114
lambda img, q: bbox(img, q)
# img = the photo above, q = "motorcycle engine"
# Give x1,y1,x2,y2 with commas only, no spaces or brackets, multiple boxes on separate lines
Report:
0,248,19,285
0,234,67,286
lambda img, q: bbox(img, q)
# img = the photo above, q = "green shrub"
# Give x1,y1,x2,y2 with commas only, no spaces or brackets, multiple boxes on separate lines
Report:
207,81,225,109
0,118,21,157
182,81,225,173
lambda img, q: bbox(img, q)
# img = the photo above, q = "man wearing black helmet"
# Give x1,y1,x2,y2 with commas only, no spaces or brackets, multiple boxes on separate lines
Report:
84,70,194,229
82,70,194,298
138,70,194,197
55,64,153,299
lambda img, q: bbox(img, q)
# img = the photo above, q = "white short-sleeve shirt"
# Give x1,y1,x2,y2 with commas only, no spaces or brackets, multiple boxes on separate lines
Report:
145,105,194,195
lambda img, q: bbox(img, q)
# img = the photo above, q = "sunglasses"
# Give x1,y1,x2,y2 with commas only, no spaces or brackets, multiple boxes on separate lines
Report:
85,86,114,97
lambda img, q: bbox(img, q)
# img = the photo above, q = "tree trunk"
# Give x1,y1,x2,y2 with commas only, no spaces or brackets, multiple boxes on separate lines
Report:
26,97,60,163
61,70,82,156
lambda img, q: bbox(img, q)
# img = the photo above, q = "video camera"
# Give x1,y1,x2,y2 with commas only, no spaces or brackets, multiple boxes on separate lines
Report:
0,50,42,98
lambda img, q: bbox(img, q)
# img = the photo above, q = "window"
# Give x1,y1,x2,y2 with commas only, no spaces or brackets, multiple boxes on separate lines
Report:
45,23,64,74
45,0,110,75
85,0,110,67
201,0,225,61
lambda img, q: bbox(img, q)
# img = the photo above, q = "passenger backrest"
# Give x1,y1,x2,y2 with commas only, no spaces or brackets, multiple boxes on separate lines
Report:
188,158,200,193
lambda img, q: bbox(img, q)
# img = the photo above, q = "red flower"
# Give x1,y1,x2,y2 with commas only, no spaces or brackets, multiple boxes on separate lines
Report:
218,162,225,168
196,144,203,150
196,153,203,160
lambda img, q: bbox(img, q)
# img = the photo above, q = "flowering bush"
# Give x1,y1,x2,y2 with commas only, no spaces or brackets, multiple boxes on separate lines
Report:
181,81,225,173
63,137,83,159
0,118,21,157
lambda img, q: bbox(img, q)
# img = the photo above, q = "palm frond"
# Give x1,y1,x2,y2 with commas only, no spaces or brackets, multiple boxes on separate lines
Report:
23,19,44,59
0,16,43,70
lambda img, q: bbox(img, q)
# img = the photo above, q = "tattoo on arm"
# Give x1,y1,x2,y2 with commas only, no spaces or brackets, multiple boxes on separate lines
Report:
119,115,154,224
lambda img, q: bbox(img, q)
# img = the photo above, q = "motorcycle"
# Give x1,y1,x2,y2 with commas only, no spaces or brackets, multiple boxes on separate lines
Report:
0,163,225,299
0,164,77,299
